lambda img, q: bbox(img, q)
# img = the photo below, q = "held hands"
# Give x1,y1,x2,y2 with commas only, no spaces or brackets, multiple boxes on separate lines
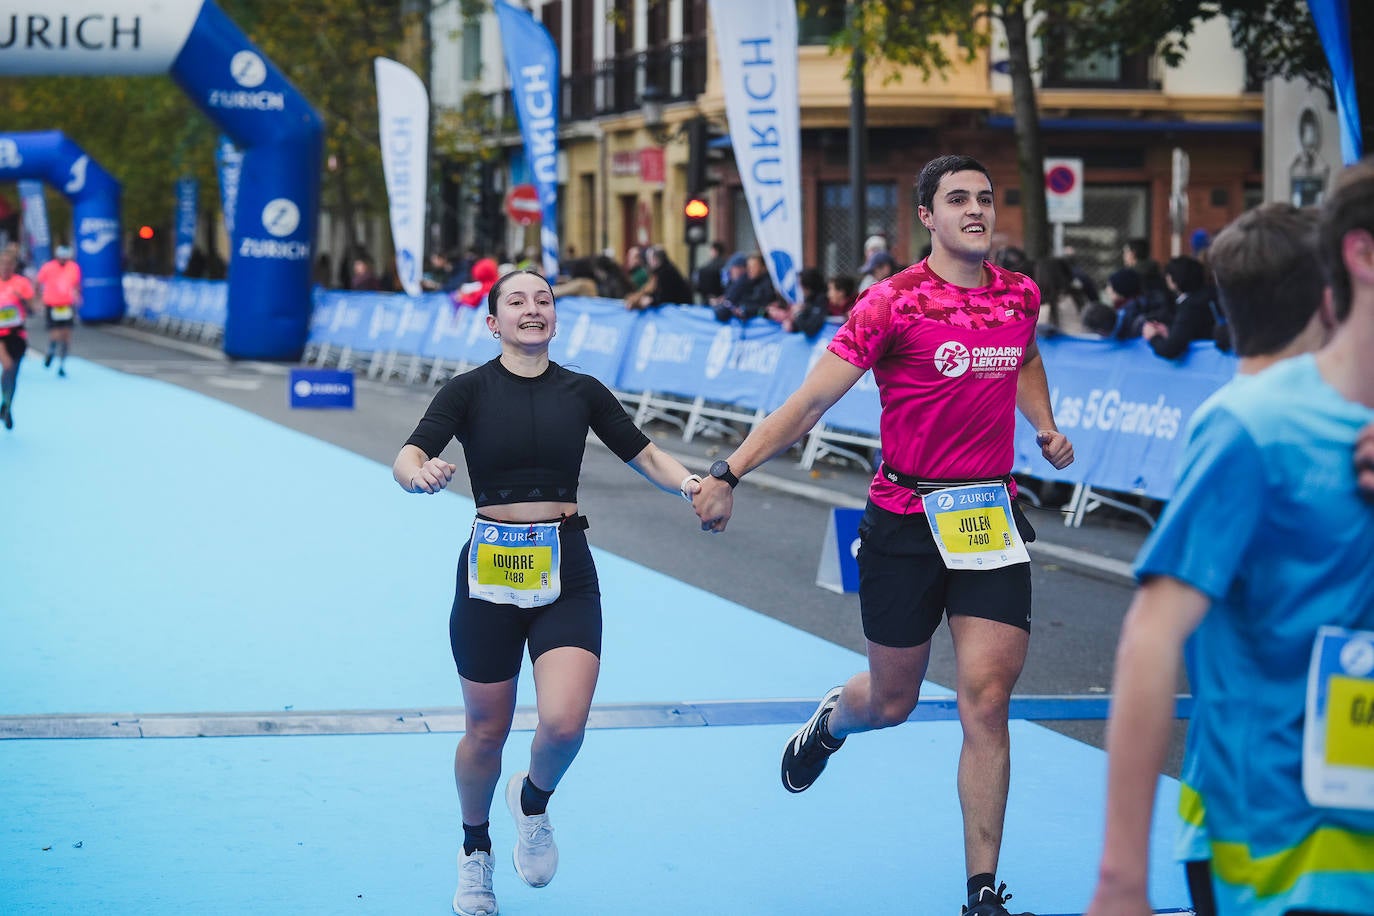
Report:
409,459,457,494
1037,429,1075,470
692,476,735,533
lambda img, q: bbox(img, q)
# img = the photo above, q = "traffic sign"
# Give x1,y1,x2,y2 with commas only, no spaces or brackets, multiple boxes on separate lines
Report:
504,183,541,226
1044,157,1083,224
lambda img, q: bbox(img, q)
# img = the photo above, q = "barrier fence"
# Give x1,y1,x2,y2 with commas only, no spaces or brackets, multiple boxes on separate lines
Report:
123,276,1238,522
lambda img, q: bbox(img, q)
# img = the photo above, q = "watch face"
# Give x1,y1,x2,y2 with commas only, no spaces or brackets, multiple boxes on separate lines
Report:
710,460,730,479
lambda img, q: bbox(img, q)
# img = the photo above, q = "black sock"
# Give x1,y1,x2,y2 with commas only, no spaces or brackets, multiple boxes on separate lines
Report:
817,710,844,750
968,873,997,905
462,820,491,855
520,776,554,816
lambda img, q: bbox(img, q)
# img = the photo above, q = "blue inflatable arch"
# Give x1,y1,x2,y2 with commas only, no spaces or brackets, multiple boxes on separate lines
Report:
0,131,121,319
0,2,324,360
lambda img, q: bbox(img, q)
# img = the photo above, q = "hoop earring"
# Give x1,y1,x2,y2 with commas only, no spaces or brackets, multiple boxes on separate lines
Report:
492,331,501,339
550,330,557,338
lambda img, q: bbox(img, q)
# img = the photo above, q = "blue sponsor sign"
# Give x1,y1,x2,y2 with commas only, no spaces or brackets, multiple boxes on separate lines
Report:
1012,336,1235,499
289,368,355,409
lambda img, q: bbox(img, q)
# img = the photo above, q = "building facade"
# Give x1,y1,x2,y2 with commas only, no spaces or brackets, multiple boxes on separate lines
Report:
430,1,1263,289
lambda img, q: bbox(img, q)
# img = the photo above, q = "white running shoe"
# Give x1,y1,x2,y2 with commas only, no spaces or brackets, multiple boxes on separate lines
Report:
452,848,498,916
505,771,559,888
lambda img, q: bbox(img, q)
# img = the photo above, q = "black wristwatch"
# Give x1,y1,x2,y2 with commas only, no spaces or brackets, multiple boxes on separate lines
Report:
709,459,739,489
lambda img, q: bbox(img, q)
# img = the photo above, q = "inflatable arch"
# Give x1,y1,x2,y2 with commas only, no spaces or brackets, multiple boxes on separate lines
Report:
0,131,121,320
0,2,324,360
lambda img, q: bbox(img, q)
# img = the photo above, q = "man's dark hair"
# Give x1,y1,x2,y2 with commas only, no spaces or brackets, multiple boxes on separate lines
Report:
487,268,552,315
1319,156,1374,322
916,155,993,212
1124,238,1151,263
1209,203,1322,356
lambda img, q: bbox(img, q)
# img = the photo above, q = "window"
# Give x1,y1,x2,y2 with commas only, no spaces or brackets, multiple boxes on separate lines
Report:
1040,19,1157,90
460,19,481,83
818,181,899,278
798,3,845,46
1060,184,1150,292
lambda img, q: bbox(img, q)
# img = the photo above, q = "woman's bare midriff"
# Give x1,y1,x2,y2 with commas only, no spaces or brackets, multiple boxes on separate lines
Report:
480,501,579,523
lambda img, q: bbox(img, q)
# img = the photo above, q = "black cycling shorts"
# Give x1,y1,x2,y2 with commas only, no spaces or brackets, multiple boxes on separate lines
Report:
856,499,1036,648
449,519,601,683
1,333,26,362
45,312,75,330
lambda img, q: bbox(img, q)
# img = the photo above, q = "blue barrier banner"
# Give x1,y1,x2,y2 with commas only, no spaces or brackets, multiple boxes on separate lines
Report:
493,0,560,278
1012,337,1235,499
306,288,340,344
420,303,500,366
174,178,199,275
17,179,51,268
314,292,372,352
795,326,881,435
548,296,640,386
389,294,442,356
289,368,354,409
619,308,792,406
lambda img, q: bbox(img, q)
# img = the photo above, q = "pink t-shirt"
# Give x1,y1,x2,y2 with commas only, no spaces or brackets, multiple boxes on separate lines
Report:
0,274,35,336
36,259,82,306
827,259,1040,514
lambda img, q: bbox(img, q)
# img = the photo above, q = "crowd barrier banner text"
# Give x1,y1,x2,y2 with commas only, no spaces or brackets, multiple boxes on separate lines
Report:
1012,336,1235,498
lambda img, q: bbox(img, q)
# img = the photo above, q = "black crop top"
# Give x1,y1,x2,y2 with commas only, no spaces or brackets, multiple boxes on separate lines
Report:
404,358,651,507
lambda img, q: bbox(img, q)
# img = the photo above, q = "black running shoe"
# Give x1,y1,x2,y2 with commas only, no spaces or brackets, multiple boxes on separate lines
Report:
0,401,10,430
43,350,53,368
780,686,845,793
962,881,1032,916
57,366,66,378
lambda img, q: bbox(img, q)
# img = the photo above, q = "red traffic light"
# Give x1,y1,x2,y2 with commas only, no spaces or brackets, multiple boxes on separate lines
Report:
684,198,709,219
138,225,155,240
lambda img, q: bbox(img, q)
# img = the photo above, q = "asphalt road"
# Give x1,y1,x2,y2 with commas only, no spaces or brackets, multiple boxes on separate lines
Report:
34,321,1187,774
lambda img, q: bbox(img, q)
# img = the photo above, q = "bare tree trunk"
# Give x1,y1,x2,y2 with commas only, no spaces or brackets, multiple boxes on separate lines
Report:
1003,1,1048,259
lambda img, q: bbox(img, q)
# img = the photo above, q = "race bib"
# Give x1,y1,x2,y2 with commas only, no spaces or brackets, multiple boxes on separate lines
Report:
49,306,74,321
1303,626,1374,811
0,304,22,329
921,482,1029,571
466,519,562,608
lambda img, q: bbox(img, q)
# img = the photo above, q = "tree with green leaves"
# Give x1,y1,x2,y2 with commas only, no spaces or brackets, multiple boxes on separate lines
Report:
4,1,414,256
808,0,1355,260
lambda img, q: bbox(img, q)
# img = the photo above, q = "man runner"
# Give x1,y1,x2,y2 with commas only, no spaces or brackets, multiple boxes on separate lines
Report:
693,154,1074,915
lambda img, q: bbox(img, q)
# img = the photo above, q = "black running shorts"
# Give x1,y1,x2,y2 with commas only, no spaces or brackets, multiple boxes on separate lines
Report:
1,333,26,362
44,313,75,330
856,500,1036,648
449,520,602,683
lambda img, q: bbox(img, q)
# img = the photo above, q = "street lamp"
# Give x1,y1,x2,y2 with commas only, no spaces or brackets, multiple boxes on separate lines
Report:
640,83,682,145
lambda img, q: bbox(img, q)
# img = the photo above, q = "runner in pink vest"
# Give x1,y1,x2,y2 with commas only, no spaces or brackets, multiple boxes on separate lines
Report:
692,155,1075,916
0,248,37,429
36,244,83,378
